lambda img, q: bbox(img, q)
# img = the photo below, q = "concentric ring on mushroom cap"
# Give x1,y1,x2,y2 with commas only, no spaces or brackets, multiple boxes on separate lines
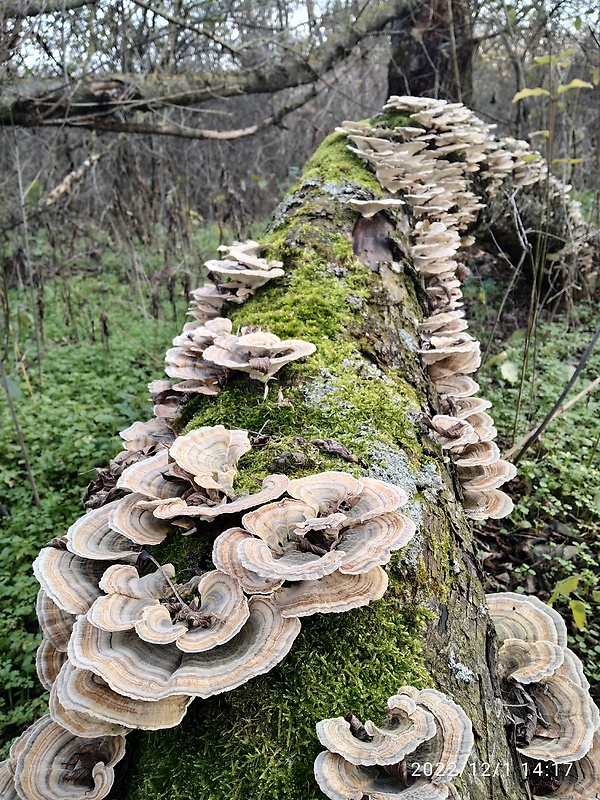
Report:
69,597,301,701
314,751,450,800
317,696,436,766
518,673,595,763
463,489,514,520
116,448,185,499
168,425,251,495
212,528,284,595
54,661,193,731
108,493,171,546
33,548,106,615
555,649,600,731
49,677,132,739
485,592,568,648
0,760,18,800
149,473,289,521
452,441,500,467
36,590,75,651
396,687,474,784
134,570,250,653
119,418,175,451
497,638,564,684
273,567,389,618
66,501,140,561
36,638,68,691
13,715,126,800
533,730,600,800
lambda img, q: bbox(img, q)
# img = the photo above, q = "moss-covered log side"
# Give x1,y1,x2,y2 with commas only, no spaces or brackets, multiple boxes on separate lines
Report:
115,133,528,800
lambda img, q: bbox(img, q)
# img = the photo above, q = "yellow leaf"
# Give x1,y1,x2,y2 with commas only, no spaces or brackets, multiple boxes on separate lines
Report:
569,599,586,631
529,130,550,138
557,79,594,94
520,154,542,163
555,575,580,596
500,361,519,383
551,158,585,164
512,87,550,102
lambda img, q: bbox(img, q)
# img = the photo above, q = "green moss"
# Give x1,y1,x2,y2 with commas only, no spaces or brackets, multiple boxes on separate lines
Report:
371,111,420,131
124,584,431,800
300,130,383,196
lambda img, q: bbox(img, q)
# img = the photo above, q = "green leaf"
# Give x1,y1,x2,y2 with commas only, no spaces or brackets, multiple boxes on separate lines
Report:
512,87,550,103
593,591,600,604
573,16,582,31
557,79,594,94
532,55,556,66
555,575,580,597
529,130,550,139
500,361,519,383
485,351,508,368
549,575,581,603
569,599,587,631
551,158,585,164
520,154,542,163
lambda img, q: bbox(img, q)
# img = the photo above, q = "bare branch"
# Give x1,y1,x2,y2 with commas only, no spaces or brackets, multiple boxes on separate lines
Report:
2,0,99,17
0,0,408,128
40,82,322,140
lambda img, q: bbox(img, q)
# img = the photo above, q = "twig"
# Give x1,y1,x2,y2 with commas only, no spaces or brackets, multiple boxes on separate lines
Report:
507,321,600,463
68,285,164,366
0,358,40,506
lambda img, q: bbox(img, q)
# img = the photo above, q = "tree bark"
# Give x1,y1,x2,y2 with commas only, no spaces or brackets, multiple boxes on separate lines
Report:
109,132,529,800
388,0,475,104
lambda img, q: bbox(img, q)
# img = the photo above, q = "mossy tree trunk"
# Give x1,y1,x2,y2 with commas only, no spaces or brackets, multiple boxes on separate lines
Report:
113,133,529,800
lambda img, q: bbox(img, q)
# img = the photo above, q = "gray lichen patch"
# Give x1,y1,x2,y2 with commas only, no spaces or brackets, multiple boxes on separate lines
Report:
449,649,476,683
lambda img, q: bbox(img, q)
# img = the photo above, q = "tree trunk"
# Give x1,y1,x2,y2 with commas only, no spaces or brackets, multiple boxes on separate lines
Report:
111,132,528,800
388,0,474,103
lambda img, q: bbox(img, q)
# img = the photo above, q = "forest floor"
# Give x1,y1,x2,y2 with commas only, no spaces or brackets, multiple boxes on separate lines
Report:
0,226,599,755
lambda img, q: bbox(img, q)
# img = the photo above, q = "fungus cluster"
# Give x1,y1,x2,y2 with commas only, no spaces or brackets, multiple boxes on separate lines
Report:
488,591,600,799
314,687,474,799
6,413,416,799
165,239,291,400
339,96,546,520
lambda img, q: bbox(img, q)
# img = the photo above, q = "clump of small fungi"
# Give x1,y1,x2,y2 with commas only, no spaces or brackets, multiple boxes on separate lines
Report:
340,95,591,521
488,591,600,800
314,687,474,800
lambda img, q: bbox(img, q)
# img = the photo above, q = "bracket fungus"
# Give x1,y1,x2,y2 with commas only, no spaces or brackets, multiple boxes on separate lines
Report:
69,596,301,701
217,472,415,583
168,424,251,497
142,426,288,521
88,564,250,654
206,239,285,300
33,545,106,616
65,501,141,562
487,591,600,795
273,566,389,618
9,715,126,800
52,661,193,732
486,592,568,648
203,328,316,381
314,688,474,800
